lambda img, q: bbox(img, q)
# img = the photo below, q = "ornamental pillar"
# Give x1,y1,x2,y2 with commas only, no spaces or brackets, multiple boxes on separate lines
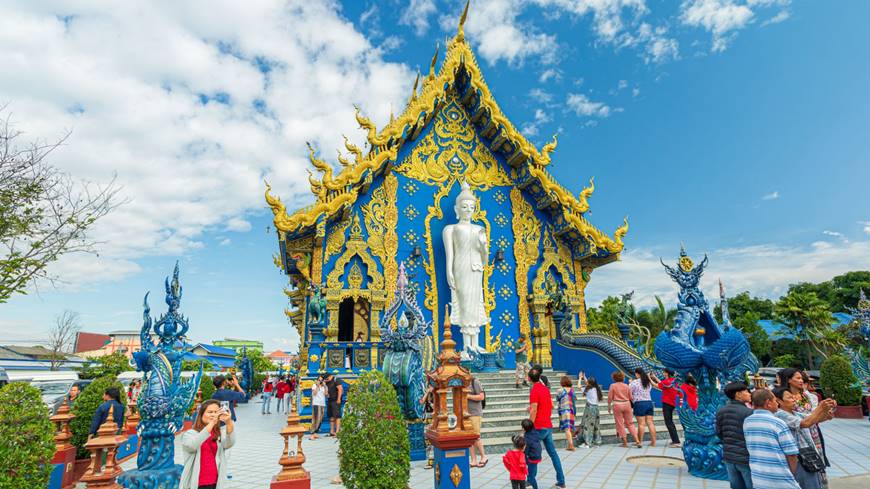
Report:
50,399,77,489
270,398,310,489
80,405,127,489
425,307,477,489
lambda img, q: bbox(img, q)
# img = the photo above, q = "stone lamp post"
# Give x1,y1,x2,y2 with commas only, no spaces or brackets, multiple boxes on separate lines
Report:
80,405,128,489
425,306,478,489
50,399,77,489
270,399,310,489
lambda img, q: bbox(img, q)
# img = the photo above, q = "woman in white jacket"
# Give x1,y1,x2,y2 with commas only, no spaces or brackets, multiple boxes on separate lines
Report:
181,400,236,489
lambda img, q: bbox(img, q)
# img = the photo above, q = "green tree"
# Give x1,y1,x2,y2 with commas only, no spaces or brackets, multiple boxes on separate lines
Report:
339,370,409,489
774,290,835,369
715,291,775,322
733,312,772,362
0,111,121,303
819,354,862,406
0,382,55,488
585,295,623,337
70,376,127,458
235,348,274,374
790,272,870,312
97,352,132,376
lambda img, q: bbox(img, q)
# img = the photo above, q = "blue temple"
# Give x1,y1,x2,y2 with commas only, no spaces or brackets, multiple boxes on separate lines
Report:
119,263,202,489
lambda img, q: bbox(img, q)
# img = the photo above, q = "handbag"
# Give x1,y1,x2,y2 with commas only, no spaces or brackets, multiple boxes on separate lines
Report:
797,430,824,473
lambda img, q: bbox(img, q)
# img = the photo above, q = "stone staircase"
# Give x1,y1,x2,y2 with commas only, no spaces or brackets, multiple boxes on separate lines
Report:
475,370,681,454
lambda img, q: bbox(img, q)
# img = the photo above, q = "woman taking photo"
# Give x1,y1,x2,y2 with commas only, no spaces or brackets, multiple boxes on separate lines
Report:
630,368,657,447
310,375,327,440
181,400,236,489
781,368,830,466
607,371,641,448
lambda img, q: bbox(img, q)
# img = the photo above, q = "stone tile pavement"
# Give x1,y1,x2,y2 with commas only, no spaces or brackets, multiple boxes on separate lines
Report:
120,399,870,488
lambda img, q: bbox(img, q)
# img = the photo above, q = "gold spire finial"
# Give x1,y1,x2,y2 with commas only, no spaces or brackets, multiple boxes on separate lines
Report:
541,133,558,163
457,0,470,42
440,305,456,353
428,43,440,80
411,70,421,102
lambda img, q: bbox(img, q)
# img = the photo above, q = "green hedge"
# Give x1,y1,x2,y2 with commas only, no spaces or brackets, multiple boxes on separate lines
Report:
819,354,862,406
200,374,216,401
70,376,127,459
0,383,56,489
338,370,409,489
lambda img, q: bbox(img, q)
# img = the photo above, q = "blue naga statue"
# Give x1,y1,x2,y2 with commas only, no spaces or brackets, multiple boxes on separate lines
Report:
380,263,428,460
239,346,254,401
653,247,757,480
846,289,870,384
119,263,202,489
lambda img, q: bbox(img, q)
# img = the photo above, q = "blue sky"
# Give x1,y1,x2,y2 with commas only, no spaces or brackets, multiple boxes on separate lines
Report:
1,0,868,352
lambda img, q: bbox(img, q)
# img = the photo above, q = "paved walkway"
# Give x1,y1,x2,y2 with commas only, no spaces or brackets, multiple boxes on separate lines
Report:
121,399,870,488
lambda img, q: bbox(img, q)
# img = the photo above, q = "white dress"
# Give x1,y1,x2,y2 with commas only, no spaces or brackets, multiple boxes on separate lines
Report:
444,222,488,330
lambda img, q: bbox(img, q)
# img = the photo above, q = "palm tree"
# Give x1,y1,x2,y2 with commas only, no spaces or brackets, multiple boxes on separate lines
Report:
774,290,835,369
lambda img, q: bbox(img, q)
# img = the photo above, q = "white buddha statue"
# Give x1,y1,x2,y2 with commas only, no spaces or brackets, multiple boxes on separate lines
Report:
442,180,489,356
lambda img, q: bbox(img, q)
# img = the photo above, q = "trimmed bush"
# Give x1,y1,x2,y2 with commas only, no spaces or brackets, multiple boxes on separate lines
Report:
200,374,216,400
819,354,862,406
338,370,409,489
70,376,126,459
0,382,56,489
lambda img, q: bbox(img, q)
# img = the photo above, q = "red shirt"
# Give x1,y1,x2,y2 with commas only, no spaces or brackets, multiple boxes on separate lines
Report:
198,437,218,485
529,382,552,429
502,449,528,481
276,381,289,396
681,384,698,410
263,381,273,393
659,377,679,407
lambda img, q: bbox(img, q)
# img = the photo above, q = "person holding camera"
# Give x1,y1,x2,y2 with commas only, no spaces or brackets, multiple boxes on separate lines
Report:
211,375,245,422
310,374,327,440
181,400,236,489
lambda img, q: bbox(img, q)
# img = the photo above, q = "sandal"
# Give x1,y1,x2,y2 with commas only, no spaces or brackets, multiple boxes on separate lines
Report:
478,459,489,468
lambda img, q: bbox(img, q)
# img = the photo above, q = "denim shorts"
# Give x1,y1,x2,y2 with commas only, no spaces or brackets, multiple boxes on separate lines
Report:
633,400,654,417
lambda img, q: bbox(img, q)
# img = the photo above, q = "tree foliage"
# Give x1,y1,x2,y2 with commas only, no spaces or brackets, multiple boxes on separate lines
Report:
79,352,132,379
585,295,623,337
0,382,55,489
235,348,274,374
775,290,837,369
819,354,862,406
339,370,409,489
715,291,775,322
733,312,771,362
789,271,870,313
0,110,122,303
70,375,126,459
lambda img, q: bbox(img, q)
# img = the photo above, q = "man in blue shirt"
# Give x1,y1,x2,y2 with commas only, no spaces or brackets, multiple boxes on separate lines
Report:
211,374,246,421
743,388,800,489
89,387,124,436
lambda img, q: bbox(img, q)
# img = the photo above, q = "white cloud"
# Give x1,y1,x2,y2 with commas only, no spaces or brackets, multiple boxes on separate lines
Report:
539,68,562,83
567,93,612,117
219,237,232,246
762,10,790,26
618,79,628,90
439,0,558,66
225,217,252,233
762,191,780,200
859,221,870,235
521,109,552,137
0,1,413,289
822,230,847,242
399,0,438,36
632,87,641,97
529,88,555,105
680,0,791,52
588,239,870,308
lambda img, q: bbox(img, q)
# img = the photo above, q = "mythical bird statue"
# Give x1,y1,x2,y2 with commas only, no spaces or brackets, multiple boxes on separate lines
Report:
119,263,202,489
380,263,429,460
653,247,757,481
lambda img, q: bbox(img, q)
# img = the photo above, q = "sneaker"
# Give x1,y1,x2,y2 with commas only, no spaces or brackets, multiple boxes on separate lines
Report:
580,443,589,449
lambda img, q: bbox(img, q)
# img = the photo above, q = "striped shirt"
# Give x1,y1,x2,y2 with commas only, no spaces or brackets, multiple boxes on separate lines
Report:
743,409,800,489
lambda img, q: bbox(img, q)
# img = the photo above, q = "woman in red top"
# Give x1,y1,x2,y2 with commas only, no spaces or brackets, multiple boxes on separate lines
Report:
502,434,528,489
680,374,698,411
655,368,682,447
181,400,236,489
275,378,289,414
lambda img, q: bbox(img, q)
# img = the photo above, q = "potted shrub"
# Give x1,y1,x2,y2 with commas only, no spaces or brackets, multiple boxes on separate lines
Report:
69,375,127,480
338,370,409,489
0,382,56,488
819,355,863,418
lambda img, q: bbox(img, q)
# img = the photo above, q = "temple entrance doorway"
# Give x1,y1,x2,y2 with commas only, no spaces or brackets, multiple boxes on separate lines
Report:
338,297,371,341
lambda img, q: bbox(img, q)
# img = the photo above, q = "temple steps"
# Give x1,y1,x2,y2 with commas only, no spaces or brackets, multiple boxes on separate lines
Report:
475,370,681,454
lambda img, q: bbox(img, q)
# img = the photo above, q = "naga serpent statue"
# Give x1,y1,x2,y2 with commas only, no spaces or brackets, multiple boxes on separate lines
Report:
380,263,428,460
239,346,254,401
846,289,870,385
653,247,758,480
119,263,202,489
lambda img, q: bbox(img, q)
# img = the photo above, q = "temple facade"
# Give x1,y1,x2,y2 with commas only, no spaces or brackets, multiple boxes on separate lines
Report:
265,17,628,380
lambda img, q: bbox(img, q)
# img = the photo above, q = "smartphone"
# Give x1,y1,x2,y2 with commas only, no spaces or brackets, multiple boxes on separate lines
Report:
220,401,230,411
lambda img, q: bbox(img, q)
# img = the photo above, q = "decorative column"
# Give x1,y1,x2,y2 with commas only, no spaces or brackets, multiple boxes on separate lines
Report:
270,399,310,489
530,299,552,367
50,399,77,489
80,405,127,489
124,402,140,436
425,307,477,489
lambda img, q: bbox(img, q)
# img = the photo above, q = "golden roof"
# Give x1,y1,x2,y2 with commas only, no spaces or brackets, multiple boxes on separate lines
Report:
265,1,627,255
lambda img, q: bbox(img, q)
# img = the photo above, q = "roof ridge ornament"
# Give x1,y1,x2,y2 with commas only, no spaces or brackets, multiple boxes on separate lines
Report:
456,0,470,43
540,133,557,164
